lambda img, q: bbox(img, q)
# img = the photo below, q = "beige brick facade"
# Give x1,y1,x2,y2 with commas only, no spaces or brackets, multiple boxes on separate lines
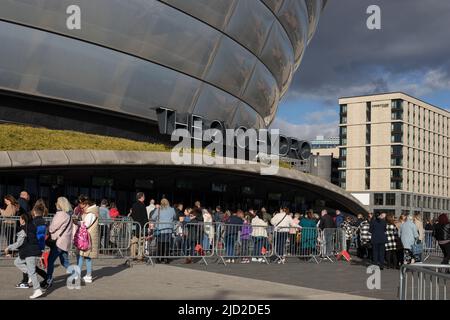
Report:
338,92,450,217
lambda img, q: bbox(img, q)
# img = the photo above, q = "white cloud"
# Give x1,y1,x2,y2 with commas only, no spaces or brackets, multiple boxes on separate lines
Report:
270,118,339,141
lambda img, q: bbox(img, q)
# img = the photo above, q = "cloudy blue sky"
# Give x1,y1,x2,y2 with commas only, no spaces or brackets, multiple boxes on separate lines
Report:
272,0,450,140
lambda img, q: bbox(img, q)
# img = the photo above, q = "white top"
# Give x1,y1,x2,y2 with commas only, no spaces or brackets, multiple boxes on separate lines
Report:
251,216,268,237
83,206,97,228
146,204,156,220
271,213,295,231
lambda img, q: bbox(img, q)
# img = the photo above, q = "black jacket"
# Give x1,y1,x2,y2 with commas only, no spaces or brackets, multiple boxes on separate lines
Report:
19,223,42,259
369,218,387,244
131,201,148,228
319,214,335,230
185,218,203,242
433,223,450,241
225,215,243,235
18,198,29,214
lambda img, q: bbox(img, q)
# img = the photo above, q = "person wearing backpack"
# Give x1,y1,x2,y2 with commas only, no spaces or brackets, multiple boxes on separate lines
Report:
74,200,99,283
41,197,73,290
4,213,44,299
17,206,48,289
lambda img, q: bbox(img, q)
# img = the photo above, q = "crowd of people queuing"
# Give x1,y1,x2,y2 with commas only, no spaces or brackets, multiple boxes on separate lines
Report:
1,190,450,299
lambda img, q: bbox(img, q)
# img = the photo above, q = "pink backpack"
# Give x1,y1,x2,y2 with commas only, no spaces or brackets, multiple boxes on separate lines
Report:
74,222,92,251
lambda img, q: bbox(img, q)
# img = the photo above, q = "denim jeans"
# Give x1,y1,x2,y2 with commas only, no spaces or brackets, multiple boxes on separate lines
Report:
225,235,236,257
14,257,40,290
372,243,386,267
252,237,267,256
46,246,70,281
275,232,288,257
77,255,92,277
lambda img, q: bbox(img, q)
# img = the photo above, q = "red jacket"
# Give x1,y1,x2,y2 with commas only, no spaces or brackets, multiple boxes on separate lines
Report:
109,208,120,219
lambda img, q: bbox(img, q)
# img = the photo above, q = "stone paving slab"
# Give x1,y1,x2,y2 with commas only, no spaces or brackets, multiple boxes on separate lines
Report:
0,261,374,300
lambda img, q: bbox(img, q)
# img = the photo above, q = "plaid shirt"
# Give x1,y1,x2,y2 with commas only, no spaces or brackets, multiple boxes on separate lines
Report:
359,220,371,245
341,221,354,240
385,224,399,251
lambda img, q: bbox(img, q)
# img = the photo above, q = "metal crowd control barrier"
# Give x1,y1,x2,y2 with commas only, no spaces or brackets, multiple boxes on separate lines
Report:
399,264,450,300
318,228,345,263
1,216,139,267
142,221,213,266
423,230,443,261
97,218,140,266
272,227,319,264
0,216,19,262
215,223,271,265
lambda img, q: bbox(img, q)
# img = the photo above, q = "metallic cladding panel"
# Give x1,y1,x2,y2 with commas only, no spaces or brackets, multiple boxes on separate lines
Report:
0,0,323,129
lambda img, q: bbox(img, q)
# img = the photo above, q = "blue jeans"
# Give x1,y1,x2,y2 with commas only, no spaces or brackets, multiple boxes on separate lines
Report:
77,255,92,277
275,232,288,256
202,234,211,251
225,235,236,257
47,246,70,281
252,237,267,256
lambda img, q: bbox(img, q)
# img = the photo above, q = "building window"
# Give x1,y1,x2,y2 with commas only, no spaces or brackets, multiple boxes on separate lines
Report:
366,102,371,122
391,132,403,143
386,193,396,206
401,194,405,206
366,124,371,144
391,99,403,120
391,181,403,190
391,145,402,167
374,193,384,206
365,169,370,190
340,104,347,124
406,194,410,207
339,170,346,189
366,147,370,167
340,126,347,145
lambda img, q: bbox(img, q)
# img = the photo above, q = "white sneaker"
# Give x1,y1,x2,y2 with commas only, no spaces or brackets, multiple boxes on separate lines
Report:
258,258,264,263
231,259,235,263
251,258,258,262
224,259,231,263
29,289,43,299
83,276,93,283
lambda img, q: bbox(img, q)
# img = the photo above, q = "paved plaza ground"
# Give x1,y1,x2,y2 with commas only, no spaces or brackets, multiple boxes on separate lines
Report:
0,255,423,300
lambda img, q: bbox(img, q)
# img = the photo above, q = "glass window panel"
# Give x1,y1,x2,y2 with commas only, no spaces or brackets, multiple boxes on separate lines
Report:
226,0,274,55
205,37,257,97
260,21,295,92
230,102,263,130
0,21,200,122
0,0,221,79
304,0,322,42
277,0,308,65
162,0,237,30
242,62,280,124
263,0,285,13
192,84,240,129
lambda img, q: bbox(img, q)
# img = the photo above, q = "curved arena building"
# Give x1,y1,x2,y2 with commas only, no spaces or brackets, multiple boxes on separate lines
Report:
0,0,326,136
0,1,368,215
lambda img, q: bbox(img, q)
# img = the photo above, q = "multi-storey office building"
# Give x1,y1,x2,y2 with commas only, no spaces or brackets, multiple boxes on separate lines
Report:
339,92,450,219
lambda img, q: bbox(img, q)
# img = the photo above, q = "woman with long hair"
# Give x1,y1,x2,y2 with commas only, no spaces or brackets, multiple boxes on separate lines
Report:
41,197,73,290
433,214,450,268
74,199,99,283
32,199,49,217
150,198,176,264
1,195,20,245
